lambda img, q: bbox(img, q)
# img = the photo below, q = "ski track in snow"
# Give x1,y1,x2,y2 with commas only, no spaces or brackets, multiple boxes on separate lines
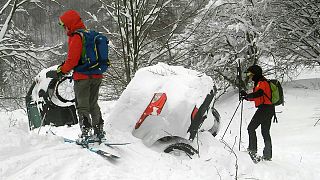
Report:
1,79,320,180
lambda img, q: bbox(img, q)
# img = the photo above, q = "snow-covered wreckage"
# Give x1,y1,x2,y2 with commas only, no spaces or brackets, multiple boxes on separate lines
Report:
26,65,78,130
109,63,220,155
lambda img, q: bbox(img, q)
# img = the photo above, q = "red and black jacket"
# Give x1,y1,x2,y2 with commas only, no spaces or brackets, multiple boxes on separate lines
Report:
247,77,272,107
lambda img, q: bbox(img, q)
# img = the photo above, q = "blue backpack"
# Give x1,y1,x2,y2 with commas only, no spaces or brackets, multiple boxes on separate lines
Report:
74,29,110,75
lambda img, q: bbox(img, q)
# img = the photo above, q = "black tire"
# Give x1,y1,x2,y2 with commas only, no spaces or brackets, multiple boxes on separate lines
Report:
164,143,199,156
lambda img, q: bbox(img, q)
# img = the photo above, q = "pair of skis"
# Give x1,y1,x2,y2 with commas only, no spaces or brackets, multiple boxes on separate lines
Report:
48,129,129,160
63,137,130,160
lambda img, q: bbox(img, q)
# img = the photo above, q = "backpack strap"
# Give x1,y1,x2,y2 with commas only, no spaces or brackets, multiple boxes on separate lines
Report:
72,29,85,38
263,92,272,103
72,29,87,66
263,93,278,123
273,113,278,123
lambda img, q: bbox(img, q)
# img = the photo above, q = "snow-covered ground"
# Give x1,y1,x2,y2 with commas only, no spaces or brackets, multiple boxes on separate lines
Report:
1,66,320,180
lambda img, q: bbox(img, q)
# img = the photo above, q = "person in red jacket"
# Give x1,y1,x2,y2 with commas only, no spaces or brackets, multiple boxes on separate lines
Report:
240,65,275,161
56,10,105,142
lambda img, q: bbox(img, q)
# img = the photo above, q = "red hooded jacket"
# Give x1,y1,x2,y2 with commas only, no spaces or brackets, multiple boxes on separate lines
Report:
59,10,103,80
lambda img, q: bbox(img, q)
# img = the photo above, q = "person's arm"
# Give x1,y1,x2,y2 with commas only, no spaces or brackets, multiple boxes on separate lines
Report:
60,34,82,74
246,89,264,99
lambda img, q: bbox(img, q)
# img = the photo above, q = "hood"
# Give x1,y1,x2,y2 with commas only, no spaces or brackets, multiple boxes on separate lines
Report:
59,10,86,36
245,65,262,76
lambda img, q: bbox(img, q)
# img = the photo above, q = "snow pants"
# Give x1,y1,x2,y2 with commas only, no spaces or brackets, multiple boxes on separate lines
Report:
74,78,102,128
247,104,275,159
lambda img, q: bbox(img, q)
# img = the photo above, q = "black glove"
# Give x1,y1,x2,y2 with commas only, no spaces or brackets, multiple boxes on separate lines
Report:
240,90,248,100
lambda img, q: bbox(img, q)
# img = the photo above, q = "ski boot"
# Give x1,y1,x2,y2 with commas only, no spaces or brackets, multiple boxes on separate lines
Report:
76,126,91,147
248,149,261,163
77,115,93,146
93,125,106,143
261,156,272,161
93,122,106,143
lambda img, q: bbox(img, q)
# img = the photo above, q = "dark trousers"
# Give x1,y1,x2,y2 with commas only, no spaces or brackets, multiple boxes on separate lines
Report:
74,78,102,128
247,105,275,158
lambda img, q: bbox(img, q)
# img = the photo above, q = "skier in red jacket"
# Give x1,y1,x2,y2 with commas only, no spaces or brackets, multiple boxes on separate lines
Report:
240,65,275,161
56,10,105,142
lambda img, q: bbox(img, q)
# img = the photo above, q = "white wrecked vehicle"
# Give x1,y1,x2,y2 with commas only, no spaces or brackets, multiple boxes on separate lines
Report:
26,65,78,130
109,63,220,156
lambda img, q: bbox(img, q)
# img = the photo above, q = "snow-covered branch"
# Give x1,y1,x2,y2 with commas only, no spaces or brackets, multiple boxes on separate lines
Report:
0,0,63,108
0,0,13,15
0,0,17,41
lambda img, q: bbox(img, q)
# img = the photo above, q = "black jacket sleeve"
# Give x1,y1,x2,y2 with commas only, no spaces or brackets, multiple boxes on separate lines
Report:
246,89,264,99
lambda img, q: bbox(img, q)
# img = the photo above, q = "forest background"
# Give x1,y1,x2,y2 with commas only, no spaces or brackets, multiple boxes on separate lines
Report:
0,0,319,109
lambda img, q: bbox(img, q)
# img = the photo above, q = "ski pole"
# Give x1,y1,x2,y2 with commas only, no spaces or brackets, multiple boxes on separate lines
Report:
238,99,243,151
314,119,320,127
221,100,242,140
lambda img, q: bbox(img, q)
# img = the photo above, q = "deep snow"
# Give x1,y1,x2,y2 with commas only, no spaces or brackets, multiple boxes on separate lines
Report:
1,66,320,180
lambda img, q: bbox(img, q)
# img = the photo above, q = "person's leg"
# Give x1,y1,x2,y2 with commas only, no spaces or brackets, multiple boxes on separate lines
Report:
88,78,104,138
261,106,274,160
74,79,92,136
89,78,102,127
247,108,263,152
